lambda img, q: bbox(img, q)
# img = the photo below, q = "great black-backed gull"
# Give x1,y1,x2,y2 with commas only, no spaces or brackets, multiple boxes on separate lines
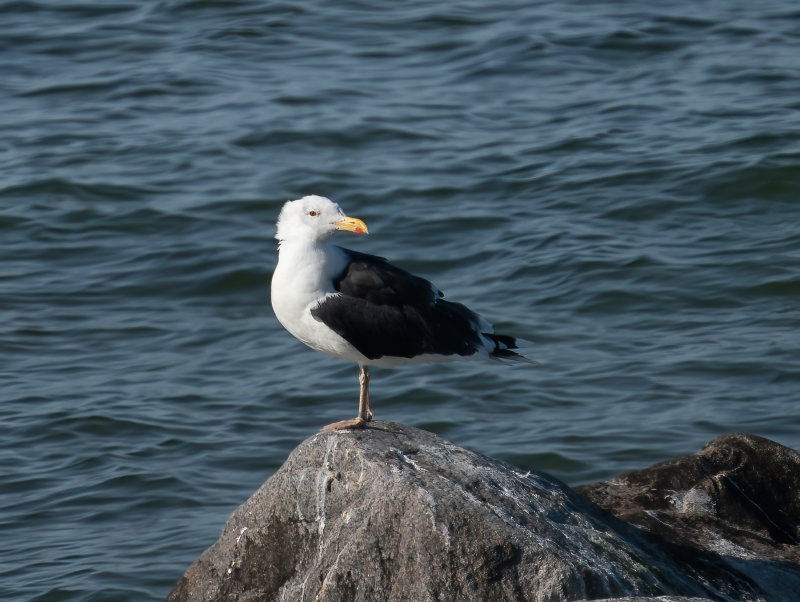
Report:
270,195,529,430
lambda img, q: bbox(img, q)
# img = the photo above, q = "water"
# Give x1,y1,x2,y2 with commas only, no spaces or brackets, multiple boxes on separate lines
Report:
2,0,799,599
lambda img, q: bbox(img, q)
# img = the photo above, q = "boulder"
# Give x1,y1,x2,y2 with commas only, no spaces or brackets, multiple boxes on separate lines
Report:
576,432,800,598
167,424,800,601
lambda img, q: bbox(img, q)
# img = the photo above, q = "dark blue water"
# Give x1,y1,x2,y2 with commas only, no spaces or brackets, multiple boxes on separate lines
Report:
2,1,799,599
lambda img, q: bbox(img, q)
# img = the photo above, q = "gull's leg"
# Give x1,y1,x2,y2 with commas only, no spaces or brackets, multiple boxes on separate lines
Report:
358,365,372,422
321,364,371,431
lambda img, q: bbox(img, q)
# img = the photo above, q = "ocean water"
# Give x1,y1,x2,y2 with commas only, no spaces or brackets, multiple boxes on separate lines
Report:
2,1,799,599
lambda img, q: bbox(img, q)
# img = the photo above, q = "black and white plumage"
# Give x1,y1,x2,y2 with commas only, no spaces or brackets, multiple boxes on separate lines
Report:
270,195,528,430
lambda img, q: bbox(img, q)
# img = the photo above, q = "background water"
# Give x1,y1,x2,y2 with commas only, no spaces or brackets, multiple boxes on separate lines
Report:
2,0,799,599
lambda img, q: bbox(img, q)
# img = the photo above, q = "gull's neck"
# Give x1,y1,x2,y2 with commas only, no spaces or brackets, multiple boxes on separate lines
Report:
275,238,347,295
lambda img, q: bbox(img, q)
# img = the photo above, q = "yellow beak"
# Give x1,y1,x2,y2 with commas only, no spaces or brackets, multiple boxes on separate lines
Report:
334,215,369,235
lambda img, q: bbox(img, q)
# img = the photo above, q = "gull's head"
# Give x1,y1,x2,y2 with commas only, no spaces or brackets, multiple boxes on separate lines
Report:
275,195,368,243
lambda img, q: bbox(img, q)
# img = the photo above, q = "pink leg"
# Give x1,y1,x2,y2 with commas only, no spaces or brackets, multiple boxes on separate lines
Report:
321,365,372,431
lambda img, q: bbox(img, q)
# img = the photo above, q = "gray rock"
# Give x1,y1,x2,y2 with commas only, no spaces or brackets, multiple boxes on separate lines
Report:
577,432,800,600
167,424,799,601
593,599,712,602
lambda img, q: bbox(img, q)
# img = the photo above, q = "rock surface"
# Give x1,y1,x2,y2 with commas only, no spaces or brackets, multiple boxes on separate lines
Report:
167,425,800,601
576,432,800,599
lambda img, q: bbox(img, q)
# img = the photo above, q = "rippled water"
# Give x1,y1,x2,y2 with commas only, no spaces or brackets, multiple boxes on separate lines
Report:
2,1,799,599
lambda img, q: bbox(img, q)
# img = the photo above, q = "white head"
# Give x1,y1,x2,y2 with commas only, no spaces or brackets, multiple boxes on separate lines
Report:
275,195,368,244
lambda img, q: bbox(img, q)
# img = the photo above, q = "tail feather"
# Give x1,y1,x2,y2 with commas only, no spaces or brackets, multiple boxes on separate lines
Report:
484,333,538,364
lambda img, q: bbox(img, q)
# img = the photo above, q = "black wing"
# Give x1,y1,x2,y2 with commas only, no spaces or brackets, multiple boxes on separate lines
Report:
311,247,488,360
330,248,440,306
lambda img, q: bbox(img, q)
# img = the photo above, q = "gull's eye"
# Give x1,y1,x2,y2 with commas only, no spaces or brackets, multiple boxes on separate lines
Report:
308,210,319,217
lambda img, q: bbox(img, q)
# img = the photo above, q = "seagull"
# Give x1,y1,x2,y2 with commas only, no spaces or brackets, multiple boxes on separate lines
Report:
270,195,530,430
